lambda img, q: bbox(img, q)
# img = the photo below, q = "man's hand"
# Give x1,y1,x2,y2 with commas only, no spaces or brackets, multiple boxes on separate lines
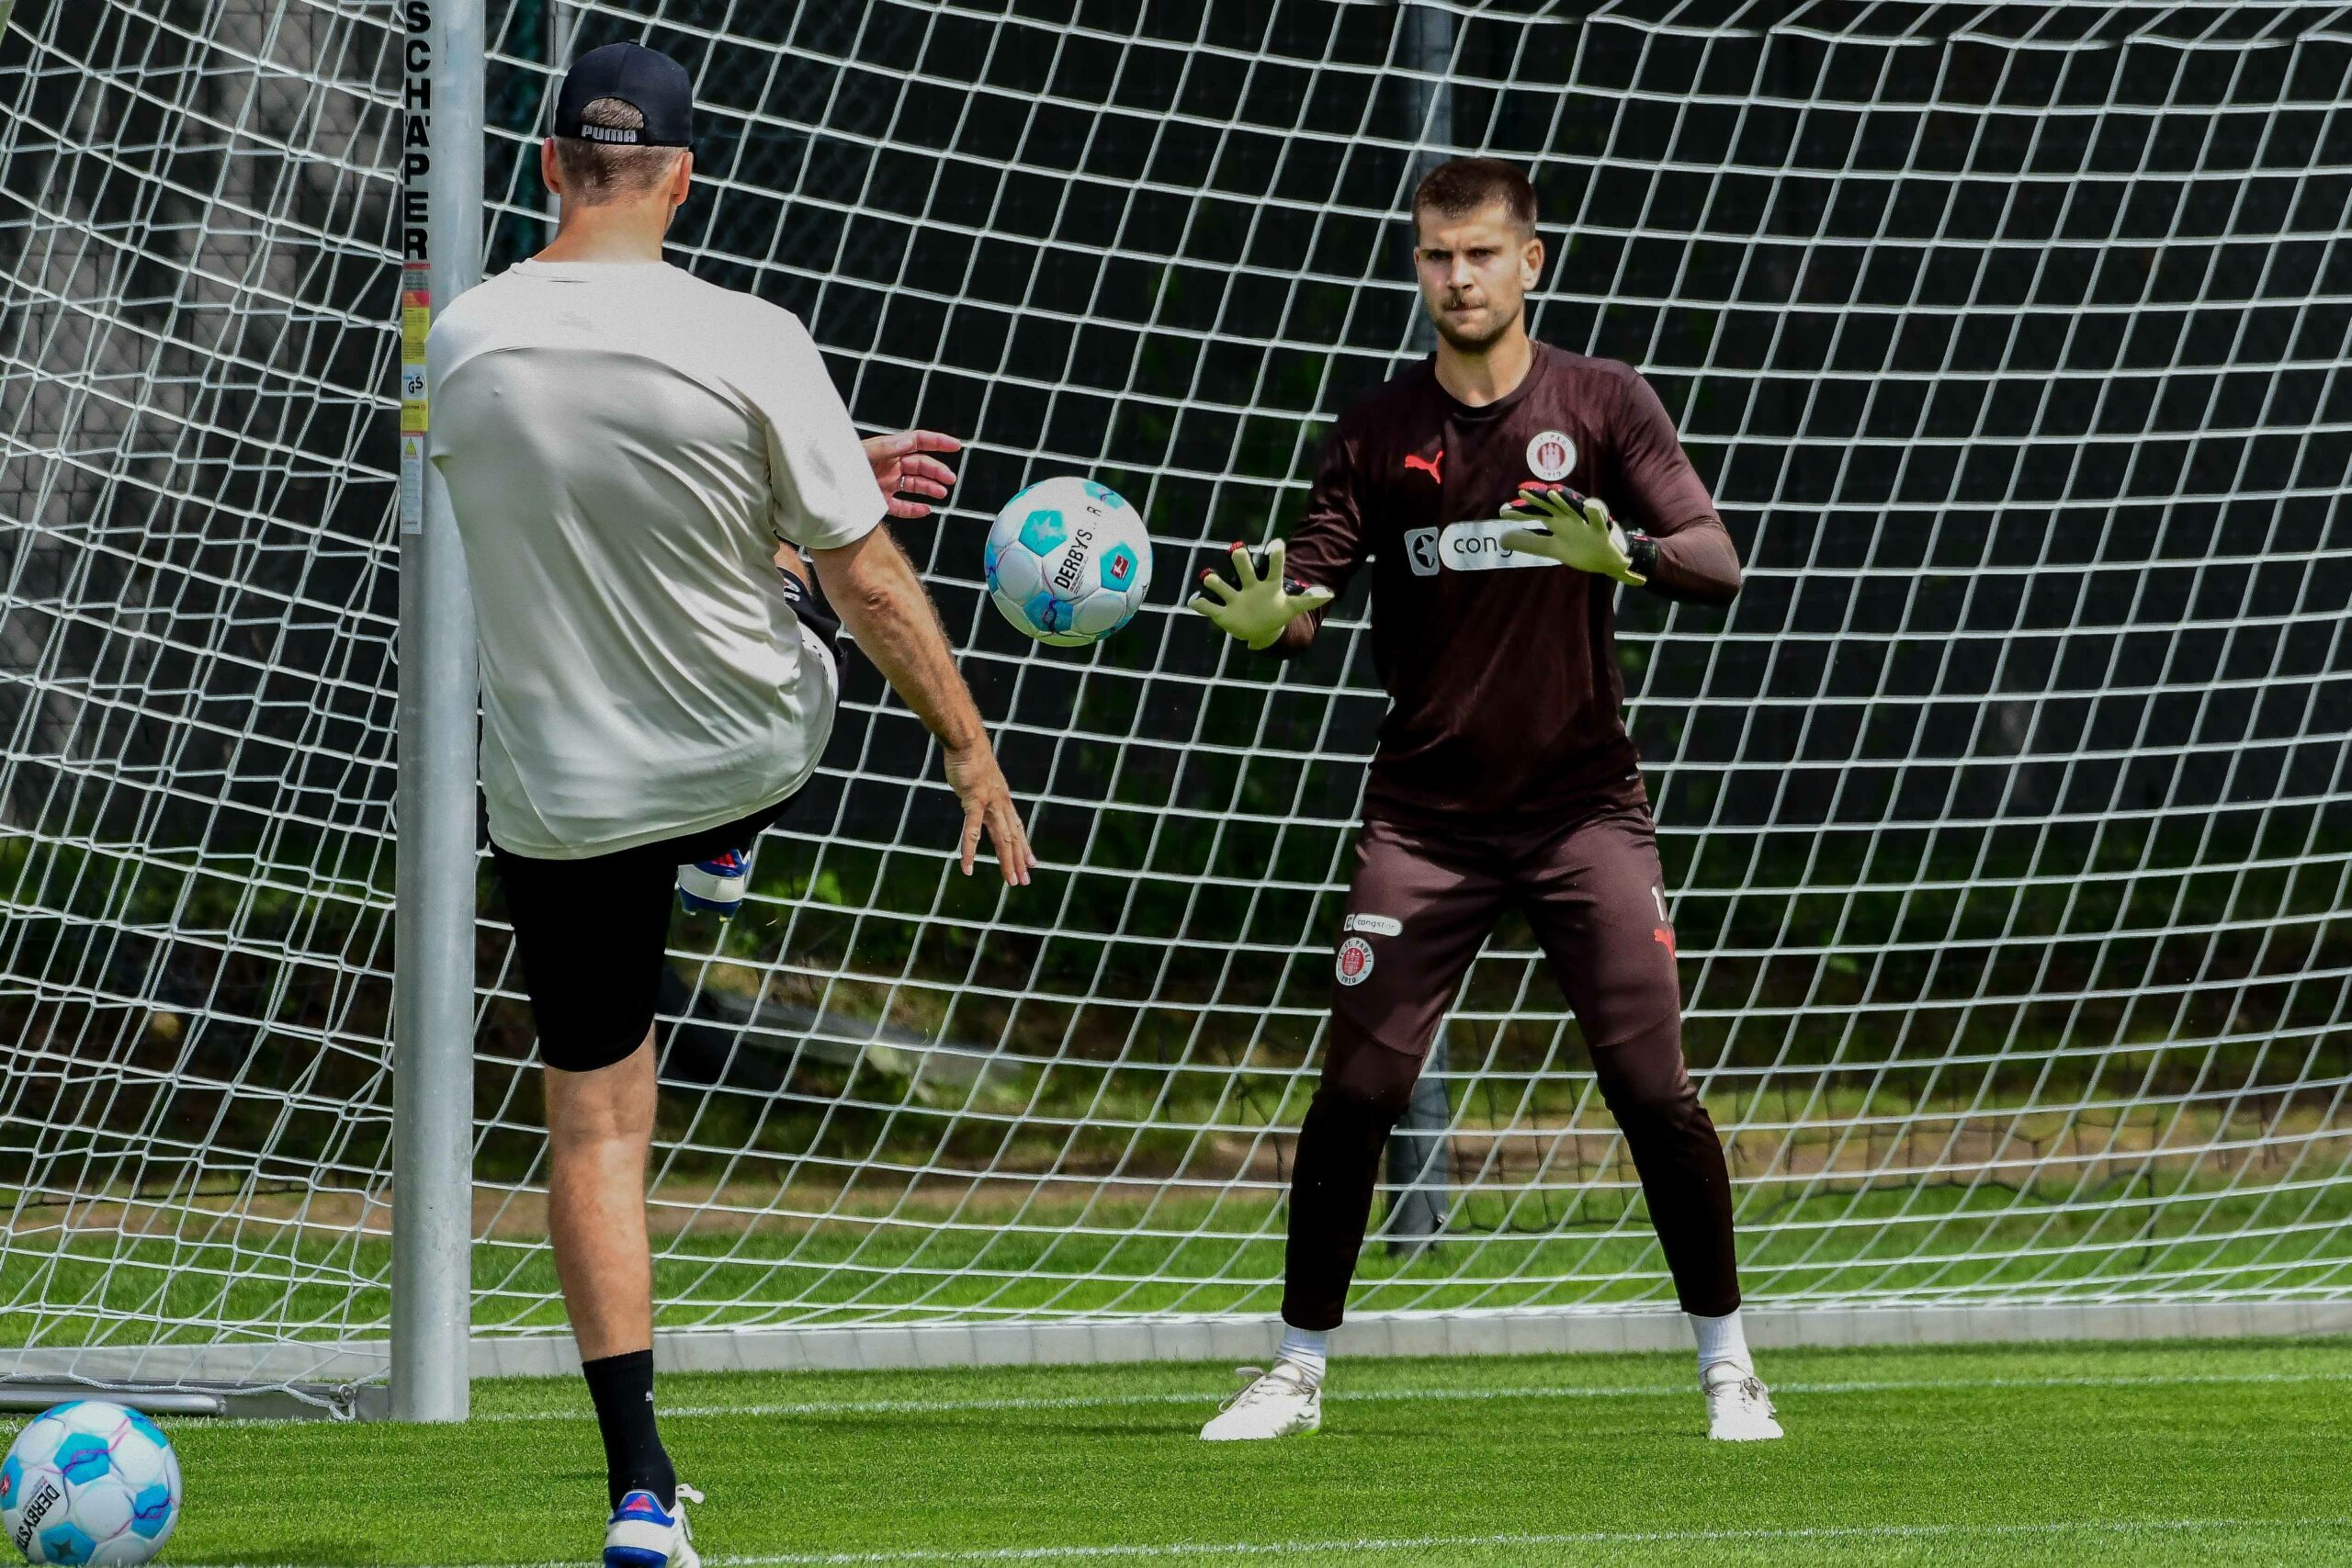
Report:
863,430,960,519
1188,537,1335,650
810,527,1035,887
943,741,1035,886
1498,484,1645,586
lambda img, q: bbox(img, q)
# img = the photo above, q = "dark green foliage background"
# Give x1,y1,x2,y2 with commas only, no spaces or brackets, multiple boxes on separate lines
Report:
1,4,2345,1306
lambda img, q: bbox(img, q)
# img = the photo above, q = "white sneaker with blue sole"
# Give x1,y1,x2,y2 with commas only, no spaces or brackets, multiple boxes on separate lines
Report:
605,1483,702,1568
677,848,752,917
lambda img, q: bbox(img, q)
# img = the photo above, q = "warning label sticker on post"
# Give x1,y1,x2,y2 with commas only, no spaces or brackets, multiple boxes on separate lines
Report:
400,435,425,532
401,288,431,362
400,265,431,534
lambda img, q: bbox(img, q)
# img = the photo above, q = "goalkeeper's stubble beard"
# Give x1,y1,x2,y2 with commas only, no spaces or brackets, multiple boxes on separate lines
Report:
1428,291,1525,355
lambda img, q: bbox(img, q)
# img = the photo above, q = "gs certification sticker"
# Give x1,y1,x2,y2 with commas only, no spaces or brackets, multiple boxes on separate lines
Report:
1526,429,1576,481
1336,936,1376,987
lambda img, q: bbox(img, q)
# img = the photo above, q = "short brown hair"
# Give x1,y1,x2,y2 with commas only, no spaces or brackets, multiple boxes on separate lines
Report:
1412,156,1537,237
551,97,685,205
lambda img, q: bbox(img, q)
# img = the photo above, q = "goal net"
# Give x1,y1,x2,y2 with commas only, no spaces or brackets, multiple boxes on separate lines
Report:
5,0,2349,1408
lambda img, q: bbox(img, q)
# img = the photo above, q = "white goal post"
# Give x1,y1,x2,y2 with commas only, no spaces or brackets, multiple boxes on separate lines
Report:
3,1,2349,1420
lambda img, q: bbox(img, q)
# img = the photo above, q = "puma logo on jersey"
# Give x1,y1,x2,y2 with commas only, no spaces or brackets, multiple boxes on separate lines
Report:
1404,450,1442,484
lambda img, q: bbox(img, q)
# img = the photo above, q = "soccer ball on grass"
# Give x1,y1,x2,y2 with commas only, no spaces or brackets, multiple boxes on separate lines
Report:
2,1401,181,1566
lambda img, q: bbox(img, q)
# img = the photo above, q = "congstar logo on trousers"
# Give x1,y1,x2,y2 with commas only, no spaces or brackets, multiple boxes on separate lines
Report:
1404,519,1561,577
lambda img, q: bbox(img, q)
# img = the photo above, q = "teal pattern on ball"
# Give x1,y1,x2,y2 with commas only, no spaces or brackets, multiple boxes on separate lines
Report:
1081,479,1123,506
1017,509,1068,555
1099,542,1140,592
131,1483,175,1540
1023,590,1073,635
52,1433,110,1485
40,1519,98,1565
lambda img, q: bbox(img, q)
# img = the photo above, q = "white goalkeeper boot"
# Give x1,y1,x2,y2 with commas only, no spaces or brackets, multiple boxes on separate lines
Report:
1703,1362,1783,1441
1200,1360,1322,1441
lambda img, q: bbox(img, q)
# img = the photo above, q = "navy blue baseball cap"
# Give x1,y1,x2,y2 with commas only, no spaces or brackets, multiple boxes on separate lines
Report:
554,42,694,148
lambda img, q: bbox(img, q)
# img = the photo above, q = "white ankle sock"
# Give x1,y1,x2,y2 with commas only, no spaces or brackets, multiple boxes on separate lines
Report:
1690,1308,1752,1382
1276,1325,1329,1382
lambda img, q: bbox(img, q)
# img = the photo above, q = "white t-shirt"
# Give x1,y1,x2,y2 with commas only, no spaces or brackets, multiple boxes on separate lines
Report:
426,259,881,859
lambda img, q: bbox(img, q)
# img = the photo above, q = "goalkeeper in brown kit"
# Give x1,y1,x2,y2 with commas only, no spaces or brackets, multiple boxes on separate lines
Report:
1191,156,1776,1443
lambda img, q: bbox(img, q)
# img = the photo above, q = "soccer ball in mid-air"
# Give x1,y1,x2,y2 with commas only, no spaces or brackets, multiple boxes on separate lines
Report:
2,1401,181,1565
985,476,1153,647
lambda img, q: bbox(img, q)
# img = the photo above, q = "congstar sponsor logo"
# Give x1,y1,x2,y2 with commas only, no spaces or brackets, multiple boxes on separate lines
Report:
1403,519,1561,577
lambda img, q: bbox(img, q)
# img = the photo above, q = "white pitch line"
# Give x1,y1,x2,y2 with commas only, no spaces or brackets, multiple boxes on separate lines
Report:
424,1365,2352,1426
714,1517,2352,1565
168,1515,2352,1568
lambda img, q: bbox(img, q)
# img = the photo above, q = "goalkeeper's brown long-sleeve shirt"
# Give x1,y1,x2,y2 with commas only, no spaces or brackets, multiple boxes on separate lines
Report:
1283,343,1742,822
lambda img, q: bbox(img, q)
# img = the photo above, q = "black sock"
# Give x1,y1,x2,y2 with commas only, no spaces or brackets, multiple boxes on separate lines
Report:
582,1348,675,1512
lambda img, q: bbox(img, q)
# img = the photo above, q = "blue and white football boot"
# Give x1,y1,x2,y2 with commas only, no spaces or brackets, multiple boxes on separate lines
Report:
605,1483,702,1568
677,848,752,918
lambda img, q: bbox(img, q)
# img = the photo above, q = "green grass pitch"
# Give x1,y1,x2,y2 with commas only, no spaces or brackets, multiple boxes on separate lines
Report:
25,1337,2352,1566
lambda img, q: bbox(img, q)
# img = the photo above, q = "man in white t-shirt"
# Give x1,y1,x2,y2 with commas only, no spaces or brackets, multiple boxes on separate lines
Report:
426,42,1035,1568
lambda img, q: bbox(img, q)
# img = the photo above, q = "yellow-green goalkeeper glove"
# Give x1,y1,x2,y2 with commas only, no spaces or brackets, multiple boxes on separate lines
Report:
1189,537,1335,650
1498,484,1647,587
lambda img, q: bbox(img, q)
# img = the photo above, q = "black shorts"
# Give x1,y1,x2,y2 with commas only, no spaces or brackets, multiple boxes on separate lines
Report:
488,567,842,1074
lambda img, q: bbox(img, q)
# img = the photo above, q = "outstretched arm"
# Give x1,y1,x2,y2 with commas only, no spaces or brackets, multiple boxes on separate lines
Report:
1497,484,1741,607
1609,367,1743,607
1193,425,1366,657
1634,513,1742,606
809,527,1035,886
